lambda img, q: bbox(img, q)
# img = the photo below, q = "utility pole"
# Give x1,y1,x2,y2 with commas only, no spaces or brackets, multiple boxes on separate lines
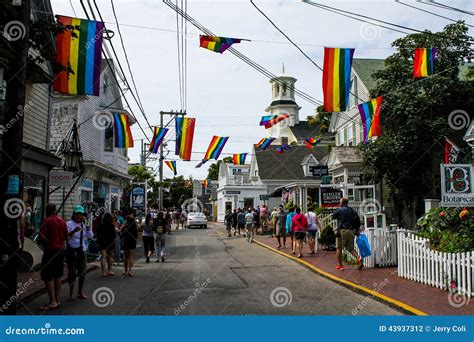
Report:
0,0,30,314
158,110,186,210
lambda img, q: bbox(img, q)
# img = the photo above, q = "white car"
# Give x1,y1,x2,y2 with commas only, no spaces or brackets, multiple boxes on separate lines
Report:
187,212,207,229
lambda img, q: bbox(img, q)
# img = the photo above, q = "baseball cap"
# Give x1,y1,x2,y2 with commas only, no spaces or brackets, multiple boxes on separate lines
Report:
73,205,85,214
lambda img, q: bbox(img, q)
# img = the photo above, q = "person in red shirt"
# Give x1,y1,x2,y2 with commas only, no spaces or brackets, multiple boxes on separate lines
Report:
38,203,68,310
291,207,308,258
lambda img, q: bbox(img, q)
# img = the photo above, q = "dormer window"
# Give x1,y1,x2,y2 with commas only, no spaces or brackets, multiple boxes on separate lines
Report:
301,154,319,177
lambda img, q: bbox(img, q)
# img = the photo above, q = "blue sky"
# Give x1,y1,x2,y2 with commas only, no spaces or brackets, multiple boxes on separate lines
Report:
51,0,473,180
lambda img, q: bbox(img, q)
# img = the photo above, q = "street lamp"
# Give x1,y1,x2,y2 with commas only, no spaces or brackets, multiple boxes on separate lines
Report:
63,150,83,172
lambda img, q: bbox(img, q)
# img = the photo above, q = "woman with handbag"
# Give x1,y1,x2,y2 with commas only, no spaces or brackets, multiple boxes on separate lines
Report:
66,205,93,300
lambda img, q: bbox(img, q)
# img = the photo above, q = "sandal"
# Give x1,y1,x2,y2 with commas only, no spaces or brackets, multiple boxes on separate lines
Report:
39,304,59,311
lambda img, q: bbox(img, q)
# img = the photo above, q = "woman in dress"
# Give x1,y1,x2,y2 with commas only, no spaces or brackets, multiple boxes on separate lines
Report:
121,209,138,277
97,213,116,277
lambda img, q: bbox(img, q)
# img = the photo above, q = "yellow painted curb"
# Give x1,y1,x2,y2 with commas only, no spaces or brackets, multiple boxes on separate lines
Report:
253,239,428,316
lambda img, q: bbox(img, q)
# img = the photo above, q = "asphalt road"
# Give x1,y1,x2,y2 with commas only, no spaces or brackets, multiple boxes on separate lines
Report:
19,222,402,315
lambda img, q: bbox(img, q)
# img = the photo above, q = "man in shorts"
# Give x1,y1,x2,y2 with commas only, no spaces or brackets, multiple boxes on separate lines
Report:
236,209,245,236
245,209,254,242
332,198,362,271
39,203,68,310
291,208,308,258
275,207,287,248
305,205,320,254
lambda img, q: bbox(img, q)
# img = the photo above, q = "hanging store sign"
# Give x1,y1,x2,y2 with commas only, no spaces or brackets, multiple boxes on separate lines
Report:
131,184,146,209
320,187,343,208
440,164,474,207
49,170,73,187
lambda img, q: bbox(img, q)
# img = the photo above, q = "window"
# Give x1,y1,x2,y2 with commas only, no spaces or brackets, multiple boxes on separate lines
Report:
338,130,344,146
275,84,280,97
281,137,288,145
348,188,354,201
282,83,287,96
104,124,113,152
347,123,354,146
349,76,358,109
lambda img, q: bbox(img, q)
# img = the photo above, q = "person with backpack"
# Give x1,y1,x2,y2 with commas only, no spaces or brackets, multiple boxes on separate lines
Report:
154,211,167,262
332,198,363,271
231,209,238,236
285,207,296,254
236,209,245,236
225,210,233,237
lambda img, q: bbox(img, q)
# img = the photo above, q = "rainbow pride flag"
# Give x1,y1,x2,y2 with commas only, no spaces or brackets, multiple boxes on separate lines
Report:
264,114,290,129
165,160,177,175
199,35,242,54
305,136,321,149
204,136,229,160
276,144,291,154
175,117,196,161
54,16,104,96
255,137,275,150
113,113,134,148
184,180,191,188
414,48,436,78
322,47,355,112
358,96,383,143
232,153,247,165
149,127,168,154
203,179,211,188
260,115,276,126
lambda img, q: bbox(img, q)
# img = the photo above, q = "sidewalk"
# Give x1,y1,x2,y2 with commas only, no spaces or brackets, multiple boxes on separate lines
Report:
254,235,474,315
17,263,99,304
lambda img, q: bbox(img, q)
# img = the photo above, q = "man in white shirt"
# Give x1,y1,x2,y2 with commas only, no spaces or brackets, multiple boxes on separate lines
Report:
305,206,320,255
244,209,254,242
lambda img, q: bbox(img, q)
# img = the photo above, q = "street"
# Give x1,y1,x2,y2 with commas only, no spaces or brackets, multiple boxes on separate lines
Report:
19,223,401,315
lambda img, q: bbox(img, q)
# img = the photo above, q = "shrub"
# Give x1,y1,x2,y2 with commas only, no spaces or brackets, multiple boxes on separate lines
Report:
318,225,336,250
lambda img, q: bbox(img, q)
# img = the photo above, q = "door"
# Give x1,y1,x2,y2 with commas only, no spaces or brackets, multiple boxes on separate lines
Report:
244,198,254,210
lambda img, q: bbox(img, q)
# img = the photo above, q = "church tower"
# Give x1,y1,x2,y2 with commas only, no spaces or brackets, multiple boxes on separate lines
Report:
264,65,301,144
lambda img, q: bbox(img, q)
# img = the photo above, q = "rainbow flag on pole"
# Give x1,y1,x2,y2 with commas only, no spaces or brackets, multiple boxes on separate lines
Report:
413,48,436,78
232,153,247,165
149,127,168,154
358,96,383,143
54,16,104,96
203,179,211,188
255,137,275,150
175,117,196,161
199,35,243,54
113,113,134,148
165,160,177,175
322,47,355,112
305,136,321,149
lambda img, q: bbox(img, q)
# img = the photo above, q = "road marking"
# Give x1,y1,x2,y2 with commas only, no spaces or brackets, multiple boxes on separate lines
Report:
253,239,428,316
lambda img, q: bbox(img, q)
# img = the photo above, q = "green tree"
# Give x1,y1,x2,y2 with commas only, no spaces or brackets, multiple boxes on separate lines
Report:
361,22,473,228
128,165,153,182
307,105,332,133
157,176,193,208
206,156,232,180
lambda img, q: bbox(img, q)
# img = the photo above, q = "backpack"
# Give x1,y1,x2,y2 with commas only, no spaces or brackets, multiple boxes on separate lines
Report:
350,208,361,232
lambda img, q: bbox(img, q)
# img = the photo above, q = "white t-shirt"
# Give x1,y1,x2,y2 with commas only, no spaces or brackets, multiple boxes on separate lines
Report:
245,213,254,224
306,212,318,230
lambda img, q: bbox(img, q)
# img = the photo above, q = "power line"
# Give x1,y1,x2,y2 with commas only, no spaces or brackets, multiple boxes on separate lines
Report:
421,1,474,16
396,1,474,27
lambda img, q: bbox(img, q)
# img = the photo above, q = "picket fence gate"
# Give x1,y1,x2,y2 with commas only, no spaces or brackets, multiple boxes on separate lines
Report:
397,229,474,297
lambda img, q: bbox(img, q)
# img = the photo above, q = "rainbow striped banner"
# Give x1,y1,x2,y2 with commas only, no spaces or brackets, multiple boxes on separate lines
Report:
199,35,242,54
149,127,168,154
184,180,191,188
260,115,275,126
414,48,436,78
175,117,196,161
203,179,211,188
232,153,247,165
255,137,275,150
305,136,321,149
204,136,229,160
276,144,291,154
358,96,383,144
264,114,290,129
113,113,134,148
54,16,104,96
322,47,355,112
165,160,177,175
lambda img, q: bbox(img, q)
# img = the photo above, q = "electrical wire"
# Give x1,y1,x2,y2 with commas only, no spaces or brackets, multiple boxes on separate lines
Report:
421,1,474,16
395,1,474,27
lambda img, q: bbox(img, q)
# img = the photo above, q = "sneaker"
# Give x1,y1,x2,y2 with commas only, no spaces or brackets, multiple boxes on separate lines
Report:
357,257,364,270
336,265,345,271
146,257,150,263
161,256,165,262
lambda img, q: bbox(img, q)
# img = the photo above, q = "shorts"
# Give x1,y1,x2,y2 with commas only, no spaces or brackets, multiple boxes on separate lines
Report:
238,223,245,229
294,231,306,241
41,249,65,282
245,222,253,229
307,230,317,239
336,229,355,251
275,225,286,237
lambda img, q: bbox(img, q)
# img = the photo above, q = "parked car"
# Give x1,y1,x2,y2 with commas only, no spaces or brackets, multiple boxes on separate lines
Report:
187,212,207,229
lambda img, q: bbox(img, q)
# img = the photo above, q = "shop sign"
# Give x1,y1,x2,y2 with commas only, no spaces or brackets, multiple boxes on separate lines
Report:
49,170,73,187
440,164,474,207
320,187,343,208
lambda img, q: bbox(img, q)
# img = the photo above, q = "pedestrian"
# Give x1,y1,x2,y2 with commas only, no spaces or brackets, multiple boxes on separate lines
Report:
253,207,260,234
275,207,287,249
112,212,123,265
174,209,180,229
306,205,320,255
245,209,254,242
97,213,116,277
236,209,245,236
231,209,238,236
154,211,167,262
165,209,172,234
291,208,308,258
285,207,296,254
259,204,268,232
38,203,68,310
179,210,187,230
66,205,93,300
332,198,363,271
225,210,233,237
141,212,155,263
270,207,278,237
122,209,138,277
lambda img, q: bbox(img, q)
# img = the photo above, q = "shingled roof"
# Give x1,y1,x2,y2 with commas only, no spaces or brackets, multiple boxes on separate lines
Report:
352,58,386,92
289,120,333,142
255,144,328,180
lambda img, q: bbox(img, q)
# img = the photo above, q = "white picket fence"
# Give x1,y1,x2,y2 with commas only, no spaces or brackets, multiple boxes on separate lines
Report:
397,229,474,297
